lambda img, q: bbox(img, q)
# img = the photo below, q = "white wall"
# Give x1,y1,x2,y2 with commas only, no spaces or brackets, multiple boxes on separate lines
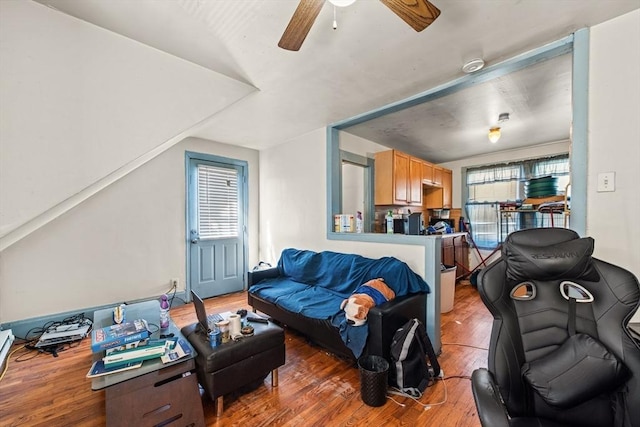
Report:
588,9,640,278
0,137,259,323
0,1,253,238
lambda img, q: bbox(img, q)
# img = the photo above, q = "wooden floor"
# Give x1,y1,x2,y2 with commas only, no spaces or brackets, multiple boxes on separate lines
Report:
0,281,492,426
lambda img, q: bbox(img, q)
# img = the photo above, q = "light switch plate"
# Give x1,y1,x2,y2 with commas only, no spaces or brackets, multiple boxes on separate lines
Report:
597,172,615,192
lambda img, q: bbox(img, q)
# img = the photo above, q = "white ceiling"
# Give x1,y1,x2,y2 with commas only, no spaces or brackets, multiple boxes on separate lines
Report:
35,0,639,162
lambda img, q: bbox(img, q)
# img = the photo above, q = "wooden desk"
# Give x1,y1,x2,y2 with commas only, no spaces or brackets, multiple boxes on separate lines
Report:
92,301,204,427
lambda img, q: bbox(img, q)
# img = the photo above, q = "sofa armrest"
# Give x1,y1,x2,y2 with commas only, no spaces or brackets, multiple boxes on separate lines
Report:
247,267,281,288
366,293,427,361
471,368,511,427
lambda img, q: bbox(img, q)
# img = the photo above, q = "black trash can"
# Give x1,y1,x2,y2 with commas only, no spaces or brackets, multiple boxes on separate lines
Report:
358,355,389,407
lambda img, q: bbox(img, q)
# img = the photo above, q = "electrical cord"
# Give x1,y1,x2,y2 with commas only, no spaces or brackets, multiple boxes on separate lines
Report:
166,283,186,308
387,375,448,410
15,313,93,359
0,344,28,382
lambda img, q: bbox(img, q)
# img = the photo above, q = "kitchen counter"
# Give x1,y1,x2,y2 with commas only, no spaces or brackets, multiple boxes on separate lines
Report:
437,232,467,238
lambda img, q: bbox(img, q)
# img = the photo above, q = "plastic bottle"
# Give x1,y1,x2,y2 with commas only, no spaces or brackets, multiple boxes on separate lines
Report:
356,211,363,233
160,294,170,330
386,210,394,234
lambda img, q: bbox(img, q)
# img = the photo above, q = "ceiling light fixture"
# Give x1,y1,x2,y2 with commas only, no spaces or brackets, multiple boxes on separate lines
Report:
328,0,356,6
462,58,485,74
488,127,501,143
487,112,510,143
329,0,356,30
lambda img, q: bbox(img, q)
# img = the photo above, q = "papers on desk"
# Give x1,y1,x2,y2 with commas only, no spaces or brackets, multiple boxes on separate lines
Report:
161,338,192,364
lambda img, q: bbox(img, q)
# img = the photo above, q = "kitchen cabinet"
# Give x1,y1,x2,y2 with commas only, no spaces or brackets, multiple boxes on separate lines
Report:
409,157,422,205
442,169,452,208
374,150,422,206
422,161,434,184
433,166,443,186
423,168,453,209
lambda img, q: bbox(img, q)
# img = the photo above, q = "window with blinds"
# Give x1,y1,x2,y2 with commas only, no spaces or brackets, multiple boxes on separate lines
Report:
465,154,570,248
197,164,239,239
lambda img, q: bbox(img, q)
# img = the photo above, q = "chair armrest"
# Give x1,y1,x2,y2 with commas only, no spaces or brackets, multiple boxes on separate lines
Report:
471,368,511,427
247,267,280,287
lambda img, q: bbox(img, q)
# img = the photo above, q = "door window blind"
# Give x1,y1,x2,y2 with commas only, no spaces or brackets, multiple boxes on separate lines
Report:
197,164,239,239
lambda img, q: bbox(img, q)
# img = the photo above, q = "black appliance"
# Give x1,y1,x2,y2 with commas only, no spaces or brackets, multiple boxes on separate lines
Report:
392,218,405,234
406,212,423,235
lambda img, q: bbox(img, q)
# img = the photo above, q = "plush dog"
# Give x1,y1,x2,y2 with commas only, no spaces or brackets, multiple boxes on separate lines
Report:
340,278,396,326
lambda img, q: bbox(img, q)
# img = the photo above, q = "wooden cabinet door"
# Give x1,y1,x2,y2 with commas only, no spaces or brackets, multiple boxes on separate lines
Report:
374,150,393,205
422,161,434,184
409,157,422,205
393,151,410,203
433,167,443,186
442,237,455,266
442,169,452,208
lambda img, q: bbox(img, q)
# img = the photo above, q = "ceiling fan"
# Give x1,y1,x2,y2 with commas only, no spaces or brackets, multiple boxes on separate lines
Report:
278,0,441,51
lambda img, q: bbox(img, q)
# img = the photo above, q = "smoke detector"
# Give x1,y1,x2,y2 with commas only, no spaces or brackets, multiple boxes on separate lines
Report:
462,58,485,74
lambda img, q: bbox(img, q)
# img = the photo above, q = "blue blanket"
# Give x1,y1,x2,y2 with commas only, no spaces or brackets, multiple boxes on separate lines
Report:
250,248,430,358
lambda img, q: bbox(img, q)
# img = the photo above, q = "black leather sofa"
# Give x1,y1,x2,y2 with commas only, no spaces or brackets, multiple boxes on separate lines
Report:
247,249,429,363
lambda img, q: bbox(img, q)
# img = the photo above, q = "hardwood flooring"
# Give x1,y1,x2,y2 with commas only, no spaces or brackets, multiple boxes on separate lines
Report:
0,281,492,426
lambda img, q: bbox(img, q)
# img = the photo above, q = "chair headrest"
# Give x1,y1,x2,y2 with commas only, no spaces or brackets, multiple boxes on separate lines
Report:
502,229,600,282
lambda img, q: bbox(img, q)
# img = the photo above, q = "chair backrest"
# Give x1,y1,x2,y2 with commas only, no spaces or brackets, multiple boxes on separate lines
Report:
478,228,640,426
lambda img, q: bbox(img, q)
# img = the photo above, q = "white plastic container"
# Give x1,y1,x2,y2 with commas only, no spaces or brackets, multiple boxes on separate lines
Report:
440,265,457,313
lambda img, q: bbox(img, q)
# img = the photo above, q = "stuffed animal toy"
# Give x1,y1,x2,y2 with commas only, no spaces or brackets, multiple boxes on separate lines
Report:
340,278,396,326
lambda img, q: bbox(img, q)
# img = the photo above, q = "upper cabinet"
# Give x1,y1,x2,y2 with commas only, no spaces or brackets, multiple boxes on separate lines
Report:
442,168,452,208
432,166,443,186
424,168,453,209
422,161,434,185
375,149,452,208
375,150,422,206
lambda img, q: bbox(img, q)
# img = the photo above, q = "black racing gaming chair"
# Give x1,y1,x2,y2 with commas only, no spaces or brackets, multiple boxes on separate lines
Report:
471,228,640,427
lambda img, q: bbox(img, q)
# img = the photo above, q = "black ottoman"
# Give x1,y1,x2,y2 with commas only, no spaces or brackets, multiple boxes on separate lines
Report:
181,319,285,416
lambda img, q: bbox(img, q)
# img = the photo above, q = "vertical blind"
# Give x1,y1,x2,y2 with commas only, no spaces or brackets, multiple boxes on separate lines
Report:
197,164,239,239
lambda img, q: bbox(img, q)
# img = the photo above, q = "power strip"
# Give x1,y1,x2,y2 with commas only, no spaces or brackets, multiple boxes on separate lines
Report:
0,329,15,371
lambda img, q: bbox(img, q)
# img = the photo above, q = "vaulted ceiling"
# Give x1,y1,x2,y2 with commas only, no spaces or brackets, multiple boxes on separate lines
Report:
35,0,639,162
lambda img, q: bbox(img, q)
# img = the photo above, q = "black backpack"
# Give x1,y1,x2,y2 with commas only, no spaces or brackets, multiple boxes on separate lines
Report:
389,318,441,397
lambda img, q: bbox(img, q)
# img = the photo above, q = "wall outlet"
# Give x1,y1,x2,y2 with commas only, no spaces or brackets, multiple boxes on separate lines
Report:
170,278,179,289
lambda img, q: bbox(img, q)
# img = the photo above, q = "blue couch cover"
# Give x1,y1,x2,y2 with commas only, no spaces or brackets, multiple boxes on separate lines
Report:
249,248,430,358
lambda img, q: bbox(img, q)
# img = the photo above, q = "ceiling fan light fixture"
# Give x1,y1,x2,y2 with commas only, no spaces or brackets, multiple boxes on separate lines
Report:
488,127,501,143
462,58,485,74
328,0,356,7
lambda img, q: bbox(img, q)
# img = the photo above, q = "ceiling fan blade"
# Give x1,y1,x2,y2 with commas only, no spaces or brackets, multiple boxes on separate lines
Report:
380,0,441,32
278,0,326,51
